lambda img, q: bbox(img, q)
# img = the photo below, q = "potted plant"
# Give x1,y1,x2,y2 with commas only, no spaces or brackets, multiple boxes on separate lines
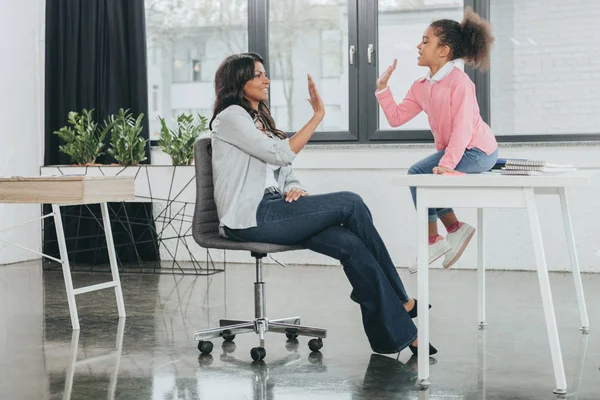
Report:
107,108,148,166
42,111,206,270
158,113,208,166
53,109,114,165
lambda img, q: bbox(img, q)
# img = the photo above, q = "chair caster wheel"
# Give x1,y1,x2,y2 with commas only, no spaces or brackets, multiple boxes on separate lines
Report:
285,339,299,352
198,354,213,366
198,340,214,355
250,347,266,361
221,330,236,342
308,351,323,364
308,338,323,352
286,333,298,340
222,341,236,354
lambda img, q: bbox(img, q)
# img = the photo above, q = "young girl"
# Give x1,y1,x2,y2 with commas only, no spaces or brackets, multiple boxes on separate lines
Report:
376,8,498,270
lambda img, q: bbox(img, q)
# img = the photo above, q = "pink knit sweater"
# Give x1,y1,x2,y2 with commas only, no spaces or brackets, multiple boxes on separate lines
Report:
376,66,497,169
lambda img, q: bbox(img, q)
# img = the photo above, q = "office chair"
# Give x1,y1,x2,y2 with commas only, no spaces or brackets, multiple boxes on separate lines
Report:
191,138,327,361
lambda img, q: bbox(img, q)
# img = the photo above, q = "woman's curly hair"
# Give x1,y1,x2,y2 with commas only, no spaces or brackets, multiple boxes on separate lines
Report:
430,7,494,70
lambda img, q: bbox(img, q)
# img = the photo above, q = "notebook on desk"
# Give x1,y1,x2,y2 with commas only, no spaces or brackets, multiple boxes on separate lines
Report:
492,158,576,175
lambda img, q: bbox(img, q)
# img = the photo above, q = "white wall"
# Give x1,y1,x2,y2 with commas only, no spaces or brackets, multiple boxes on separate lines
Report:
490,0,600,135
152,143,600,273
0,0,45,265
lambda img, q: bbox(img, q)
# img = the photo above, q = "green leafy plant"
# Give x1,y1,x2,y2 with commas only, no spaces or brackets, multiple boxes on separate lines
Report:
53,109,113,165
158,113,208,166
107,108,148,166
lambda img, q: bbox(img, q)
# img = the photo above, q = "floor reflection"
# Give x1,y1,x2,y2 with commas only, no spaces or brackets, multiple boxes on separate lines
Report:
2,264,599,399
196,339,326,400
62,318,125,400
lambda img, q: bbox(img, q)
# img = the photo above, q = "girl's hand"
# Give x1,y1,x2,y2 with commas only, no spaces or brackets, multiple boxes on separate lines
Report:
285,187,308,203
307,74,325,118
433,166,453,174
376,59,397,91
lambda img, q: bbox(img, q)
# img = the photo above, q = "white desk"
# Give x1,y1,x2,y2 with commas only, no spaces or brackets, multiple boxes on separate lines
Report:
393,172,592,395
0,176,134,330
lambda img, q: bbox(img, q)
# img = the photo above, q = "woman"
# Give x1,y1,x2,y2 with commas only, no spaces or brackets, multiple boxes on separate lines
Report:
209,52,436,356
376,8,498,270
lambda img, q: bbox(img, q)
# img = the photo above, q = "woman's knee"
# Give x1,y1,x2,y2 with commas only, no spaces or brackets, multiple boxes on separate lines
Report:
305,226,363,262
335,191,365,205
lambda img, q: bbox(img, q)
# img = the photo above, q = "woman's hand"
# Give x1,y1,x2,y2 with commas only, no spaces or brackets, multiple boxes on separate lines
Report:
307,74,325,118
288,75,325,154
432,166,453,174
376,59,397,91
285,187,308,203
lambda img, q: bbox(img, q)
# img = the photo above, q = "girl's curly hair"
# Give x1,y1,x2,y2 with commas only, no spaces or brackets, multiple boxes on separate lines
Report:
430,7,494,70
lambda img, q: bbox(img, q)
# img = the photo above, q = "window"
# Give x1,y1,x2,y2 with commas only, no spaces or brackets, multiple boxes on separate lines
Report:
269,0,350,134
376,0,464,133
145,0,248,141
322,105,342,130
146,0,597,144
172,108,213,121
172,44,207,83
271,106,287,130
152,85,159,112
320,29,343,78
490,0,600,136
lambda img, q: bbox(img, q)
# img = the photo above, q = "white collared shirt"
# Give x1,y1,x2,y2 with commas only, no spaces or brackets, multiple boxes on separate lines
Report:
421,58,464,83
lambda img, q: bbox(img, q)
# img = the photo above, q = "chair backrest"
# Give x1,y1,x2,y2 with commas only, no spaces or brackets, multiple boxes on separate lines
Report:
192,137,219,246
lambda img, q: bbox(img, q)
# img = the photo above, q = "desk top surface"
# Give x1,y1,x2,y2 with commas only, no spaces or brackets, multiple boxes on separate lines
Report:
0,175,131,182
0,175,134,204
393,171,595,188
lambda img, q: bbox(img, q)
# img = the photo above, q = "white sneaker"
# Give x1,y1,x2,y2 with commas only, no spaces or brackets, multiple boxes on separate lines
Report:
408,238,452,274
442,223,476,269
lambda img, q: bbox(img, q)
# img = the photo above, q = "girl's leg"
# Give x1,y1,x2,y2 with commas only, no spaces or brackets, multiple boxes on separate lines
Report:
436,147,499,231
439,148,499,268
407,150,446,238
407,151,454,268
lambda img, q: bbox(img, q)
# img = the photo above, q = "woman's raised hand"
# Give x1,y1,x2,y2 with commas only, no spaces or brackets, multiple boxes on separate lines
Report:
307,74,325,118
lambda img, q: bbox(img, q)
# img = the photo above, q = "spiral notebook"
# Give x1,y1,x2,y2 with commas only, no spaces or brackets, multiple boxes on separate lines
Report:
500,169,576,176
496,158,575,169
493,158,576,175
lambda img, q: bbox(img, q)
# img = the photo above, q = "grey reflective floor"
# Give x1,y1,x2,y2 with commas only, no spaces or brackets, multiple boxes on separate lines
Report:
0,261,599,399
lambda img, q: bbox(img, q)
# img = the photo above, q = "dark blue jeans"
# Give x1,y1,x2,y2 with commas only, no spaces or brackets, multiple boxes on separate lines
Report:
224,191,417,354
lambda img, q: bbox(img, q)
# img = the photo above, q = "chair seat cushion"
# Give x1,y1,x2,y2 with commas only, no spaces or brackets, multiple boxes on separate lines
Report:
196,234,303,254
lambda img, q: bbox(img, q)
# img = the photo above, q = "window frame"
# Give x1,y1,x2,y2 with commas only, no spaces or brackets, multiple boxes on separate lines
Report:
151,0,600,145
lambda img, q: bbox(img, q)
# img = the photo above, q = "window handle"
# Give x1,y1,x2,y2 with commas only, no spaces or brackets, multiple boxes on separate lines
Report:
367,44,374,64
349,45,356,65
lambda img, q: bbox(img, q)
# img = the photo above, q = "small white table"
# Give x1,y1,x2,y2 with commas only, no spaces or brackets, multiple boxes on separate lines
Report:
393,172,592,395
0,176,134,330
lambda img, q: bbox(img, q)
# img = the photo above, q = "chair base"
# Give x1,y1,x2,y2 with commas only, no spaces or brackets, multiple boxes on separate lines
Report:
194,317,327,360
193,255,327,360
195,317,327,340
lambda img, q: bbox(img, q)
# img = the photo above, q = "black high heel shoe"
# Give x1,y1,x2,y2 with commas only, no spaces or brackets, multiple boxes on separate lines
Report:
408,299,431,319
409,343,438,356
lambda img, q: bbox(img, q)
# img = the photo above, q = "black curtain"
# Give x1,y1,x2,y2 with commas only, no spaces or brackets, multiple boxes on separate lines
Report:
44,0,159,267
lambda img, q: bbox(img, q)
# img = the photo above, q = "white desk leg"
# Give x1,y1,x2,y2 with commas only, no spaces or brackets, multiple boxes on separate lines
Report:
477,208,486,328
108,317,126,400
558,188,589,332
100,202,126,318
570,332,589,399
416,189,430,388
62,329,80,400
524,188,567,395
52,204,80,330
478,328,487,400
